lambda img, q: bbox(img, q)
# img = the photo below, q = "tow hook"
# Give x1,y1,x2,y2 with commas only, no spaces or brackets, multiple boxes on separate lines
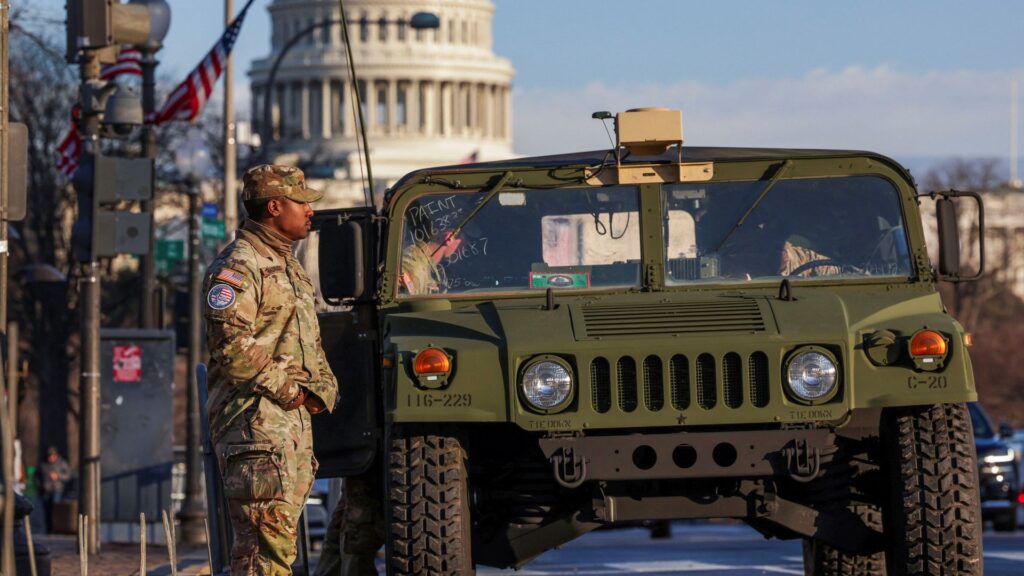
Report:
783,438,821,481
551,446,587,488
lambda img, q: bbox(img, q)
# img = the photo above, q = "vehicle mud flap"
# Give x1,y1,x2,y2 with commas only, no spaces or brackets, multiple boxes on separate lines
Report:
550,446,587,488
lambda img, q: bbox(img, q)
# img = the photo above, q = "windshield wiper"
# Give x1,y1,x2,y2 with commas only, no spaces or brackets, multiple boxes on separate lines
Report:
430,171,514,258
712,159,793,253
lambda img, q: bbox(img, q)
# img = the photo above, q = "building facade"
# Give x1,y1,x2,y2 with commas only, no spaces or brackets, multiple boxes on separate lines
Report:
249,0,515,207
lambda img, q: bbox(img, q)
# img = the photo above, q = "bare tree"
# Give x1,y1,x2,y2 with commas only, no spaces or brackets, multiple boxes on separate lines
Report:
7,20,80,463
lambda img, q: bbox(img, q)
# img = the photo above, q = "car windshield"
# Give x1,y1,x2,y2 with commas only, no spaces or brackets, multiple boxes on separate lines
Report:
662,176,912,284
398,185,642,296
968,402,995,439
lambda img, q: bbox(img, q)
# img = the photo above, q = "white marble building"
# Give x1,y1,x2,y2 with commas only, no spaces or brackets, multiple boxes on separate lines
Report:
249,0,516,208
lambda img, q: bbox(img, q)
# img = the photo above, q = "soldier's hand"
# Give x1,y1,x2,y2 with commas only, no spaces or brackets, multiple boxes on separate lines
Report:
286,365,312,384
304,393,327,415
281,386,307,411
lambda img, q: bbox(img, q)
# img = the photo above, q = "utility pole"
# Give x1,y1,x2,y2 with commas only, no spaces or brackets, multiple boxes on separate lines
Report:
177,181,206,543
134,0,171,328
77,49,104,555
224,0,238,236
0,3,11,571
139,50,159,327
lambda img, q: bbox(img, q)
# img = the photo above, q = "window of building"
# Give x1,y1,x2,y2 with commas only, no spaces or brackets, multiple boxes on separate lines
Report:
359,14,369,42
415,28,424,42
419,84,429,132
462,21,468,44
397,84,407,126
290,82,303,136
330,80,344,134
397,19,407,41
358,80,368,121
310,80,322,136
379,16,388,41
376,84,388,126
321,19,331,45
448,19,455,43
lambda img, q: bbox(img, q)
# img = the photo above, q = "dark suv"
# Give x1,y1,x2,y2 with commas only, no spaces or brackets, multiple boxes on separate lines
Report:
968,402,1019,531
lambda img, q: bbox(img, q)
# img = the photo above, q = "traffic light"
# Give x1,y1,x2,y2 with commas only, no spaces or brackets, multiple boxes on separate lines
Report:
66,0,152,62
72,154,154,262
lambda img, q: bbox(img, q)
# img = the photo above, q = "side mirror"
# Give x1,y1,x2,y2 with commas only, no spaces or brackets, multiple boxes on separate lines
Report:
931,190,984,282
999,422,1014,440
317,210,374,302
936,198,960,277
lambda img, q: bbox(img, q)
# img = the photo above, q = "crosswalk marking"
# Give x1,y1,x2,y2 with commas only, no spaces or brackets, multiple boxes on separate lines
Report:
987,551,1024,562
608,561,734,572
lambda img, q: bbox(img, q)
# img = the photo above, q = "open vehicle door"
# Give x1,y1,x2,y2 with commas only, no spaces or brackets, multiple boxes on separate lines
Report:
306,207,379,477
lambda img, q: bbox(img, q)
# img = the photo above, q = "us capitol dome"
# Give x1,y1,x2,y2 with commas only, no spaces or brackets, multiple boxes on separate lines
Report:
249,0,516,207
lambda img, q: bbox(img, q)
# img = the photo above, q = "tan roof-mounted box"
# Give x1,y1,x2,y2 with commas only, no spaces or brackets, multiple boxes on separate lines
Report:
616,108,683,155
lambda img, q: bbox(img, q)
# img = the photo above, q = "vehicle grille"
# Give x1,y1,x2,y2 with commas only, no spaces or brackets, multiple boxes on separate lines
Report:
590,351,771,415
577,299,766,339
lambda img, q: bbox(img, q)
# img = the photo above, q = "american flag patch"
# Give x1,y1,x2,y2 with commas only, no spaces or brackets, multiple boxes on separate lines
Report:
215,268,245,288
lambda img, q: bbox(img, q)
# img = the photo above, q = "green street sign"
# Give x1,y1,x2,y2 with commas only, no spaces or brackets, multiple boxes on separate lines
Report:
202,218,226,240
156,239,184,261
156,239,185,275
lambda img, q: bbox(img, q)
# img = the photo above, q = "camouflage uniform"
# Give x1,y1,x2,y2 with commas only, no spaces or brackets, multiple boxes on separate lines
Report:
314,463,385,576
207,164,338,576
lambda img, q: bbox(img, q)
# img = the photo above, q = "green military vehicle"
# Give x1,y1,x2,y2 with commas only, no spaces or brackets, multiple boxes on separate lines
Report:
310,108,985,576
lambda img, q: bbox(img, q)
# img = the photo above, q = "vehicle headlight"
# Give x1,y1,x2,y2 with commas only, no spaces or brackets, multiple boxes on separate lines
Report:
983,447,1016,464
786,349,838,402
520,359,573,411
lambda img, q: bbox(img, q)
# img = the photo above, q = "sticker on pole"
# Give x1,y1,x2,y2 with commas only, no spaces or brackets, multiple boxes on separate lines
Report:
113,345,142,383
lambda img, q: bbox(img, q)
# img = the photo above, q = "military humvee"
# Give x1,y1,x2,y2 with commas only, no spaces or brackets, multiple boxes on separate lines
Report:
309,108,985,576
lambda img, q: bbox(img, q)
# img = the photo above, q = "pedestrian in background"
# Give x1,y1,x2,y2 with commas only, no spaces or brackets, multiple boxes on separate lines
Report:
206,164,339,575
38,446,70,533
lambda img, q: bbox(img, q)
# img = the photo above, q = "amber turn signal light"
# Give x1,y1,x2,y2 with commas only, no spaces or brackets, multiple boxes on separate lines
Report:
910,330,947,357
413,347,451,375
964,333,974,347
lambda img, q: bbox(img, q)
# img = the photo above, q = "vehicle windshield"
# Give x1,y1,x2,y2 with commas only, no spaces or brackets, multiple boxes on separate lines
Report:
398,185,642,296
968,402,995,439
662,176,912,284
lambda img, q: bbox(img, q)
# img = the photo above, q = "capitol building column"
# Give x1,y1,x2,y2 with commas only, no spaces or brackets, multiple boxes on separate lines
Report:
320,79,332,139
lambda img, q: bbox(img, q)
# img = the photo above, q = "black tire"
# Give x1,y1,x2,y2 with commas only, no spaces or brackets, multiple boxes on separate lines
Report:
802,505,885,576
386,427,474,576
993,509,1017,533
882,403,982,576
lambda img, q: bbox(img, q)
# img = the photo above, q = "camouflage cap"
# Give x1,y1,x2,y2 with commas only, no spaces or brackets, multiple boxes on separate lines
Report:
241,164,323,204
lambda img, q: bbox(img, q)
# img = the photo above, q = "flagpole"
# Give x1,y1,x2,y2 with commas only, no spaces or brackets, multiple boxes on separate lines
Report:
223,0,238,236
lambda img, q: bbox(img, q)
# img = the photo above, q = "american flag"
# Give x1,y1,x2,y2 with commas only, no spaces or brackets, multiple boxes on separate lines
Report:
153,0,254,125
56,105,82,177
100,46,143,81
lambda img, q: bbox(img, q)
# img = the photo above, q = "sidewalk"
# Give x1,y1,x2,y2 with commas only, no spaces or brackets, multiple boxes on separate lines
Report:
39,535,212,576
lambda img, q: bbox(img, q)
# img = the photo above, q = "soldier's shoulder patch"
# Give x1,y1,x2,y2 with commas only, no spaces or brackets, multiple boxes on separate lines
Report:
215,267,246,289
207,284,237,311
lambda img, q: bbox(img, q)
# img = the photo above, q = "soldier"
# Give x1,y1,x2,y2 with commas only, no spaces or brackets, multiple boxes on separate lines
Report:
314,464,385,576
206,164,339,575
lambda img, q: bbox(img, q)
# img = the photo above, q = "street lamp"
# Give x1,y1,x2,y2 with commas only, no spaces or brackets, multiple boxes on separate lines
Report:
260,10,439,204
130,0,172,330
174,141,211,545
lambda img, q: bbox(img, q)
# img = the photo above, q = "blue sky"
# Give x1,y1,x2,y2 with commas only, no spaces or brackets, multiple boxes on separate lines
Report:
25,0,1024,163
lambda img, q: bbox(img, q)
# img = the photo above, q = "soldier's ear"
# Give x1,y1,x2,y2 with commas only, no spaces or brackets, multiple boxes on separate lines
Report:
266,198,283,217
